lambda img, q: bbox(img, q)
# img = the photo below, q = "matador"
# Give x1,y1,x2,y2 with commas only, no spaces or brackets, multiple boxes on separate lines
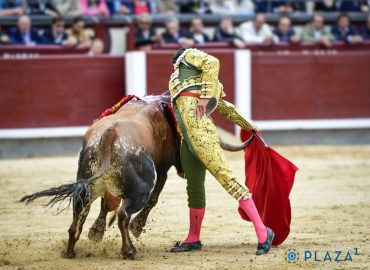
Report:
169,48,274,255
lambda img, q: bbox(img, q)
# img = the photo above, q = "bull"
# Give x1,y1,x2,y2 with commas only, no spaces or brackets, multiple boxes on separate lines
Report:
20,95,252,260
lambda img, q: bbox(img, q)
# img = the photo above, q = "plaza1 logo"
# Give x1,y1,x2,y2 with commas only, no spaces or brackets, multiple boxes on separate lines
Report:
285,249,299,263
285,248,360,264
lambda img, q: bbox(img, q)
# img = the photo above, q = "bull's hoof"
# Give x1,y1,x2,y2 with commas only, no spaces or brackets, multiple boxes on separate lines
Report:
129,219,143,238
61,250,76,259
121,249,136,260
88,226,105,242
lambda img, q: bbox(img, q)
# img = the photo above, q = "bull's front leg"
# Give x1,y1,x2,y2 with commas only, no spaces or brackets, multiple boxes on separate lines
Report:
129,172,167,238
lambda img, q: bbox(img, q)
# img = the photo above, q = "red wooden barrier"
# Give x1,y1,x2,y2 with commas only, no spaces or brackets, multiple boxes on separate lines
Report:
1,50,370,131
252,51,370,120
0,56,124,128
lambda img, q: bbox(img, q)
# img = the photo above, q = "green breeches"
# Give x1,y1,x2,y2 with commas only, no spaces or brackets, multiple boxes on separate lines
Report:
181,139,207,208
174,96,251,209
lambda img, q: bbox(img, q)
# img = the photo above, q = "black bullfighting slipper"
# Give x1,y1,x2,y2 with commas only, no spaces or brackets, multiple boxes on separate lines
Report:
170,241,202,252
256,227,275,255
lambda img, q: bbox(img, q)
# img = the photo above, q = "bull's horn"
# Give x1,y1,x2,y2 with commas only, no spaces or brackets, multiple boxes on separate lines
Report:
219,135,254,152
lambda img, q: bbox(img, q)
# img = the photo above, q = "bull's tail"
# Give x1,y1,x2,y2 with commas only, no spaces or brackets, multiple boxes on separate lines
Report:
20,126,117,213
20,180,91,212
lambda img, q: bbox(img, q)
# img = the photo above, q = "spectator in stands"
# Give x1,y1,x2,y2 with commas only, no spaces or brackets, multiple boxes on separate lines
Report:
0,0,24,16
160,17,194,47
361,14,370,39
8,15,42,45
135,13,160,50
210,0,233,15
209,0,254,15
213,17,246,48
42,16,74,46
253,0,269,12
273,16,300,43
239,13,277,45
108,0,151,15
66,16,91,48
284,1,307,13
270,1,305,14
155,0,178,14
25,0,58,17
187,17,210,44
107,0,131,14
232,0,254,14
53,0,82,16
301,13,335,47
0,25,10,44
340,0,369,12
331,13,363,43
80,0,109,17
314,0,339,12
180,0,211,14
253,0,305,13
133,0,151,14
88,38,104,55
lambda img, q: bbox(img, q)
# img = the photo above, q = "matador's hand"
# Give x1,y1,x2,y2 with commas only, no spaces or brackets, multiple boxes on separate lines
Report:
194,98,209,118
251,124,259,132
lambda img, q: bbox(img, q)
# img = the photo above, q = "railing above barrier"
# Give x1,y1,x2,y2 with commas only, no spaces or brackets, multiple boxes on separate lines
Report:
152,41,370,52
0,12,368,27
0,45,89,58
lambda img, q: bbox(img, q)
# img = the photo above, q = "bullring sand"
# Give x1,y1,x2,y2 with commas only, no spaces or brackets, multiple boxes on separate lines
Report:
0,145,369,270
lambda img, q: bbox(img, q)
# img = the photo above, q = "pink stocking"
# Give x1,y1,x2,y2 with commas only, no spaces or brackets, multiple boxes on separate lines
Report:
183,208,205,243
239,198,267,243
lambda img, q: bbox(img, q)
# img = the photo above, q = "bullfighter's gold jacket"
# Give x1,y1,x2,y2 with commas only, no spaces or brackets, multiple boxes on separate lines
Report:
169,48,226,115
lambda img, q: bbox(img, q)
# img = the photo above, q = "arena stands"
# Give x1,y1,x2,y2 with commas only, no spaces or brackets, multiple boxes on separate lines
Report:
0,1,369,54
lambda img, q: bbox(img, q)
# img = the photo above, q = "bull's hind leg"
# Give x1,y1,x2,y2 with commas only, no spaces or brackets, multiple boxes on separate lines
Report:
62,201,92,259
117,203,135,260
88,193,121,242
129,172,168,238
117,151,156,259
88,198,108,242
118,196,148,260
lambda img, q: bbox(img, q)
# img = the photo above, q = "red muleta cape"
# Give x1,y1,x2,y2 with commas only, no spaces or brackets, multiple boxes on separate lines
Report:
238,130,298,246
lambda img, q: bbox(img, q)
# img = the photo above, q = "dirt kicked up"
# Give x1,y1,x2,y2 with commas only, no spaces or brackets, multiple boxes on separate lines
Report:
0,145,369,270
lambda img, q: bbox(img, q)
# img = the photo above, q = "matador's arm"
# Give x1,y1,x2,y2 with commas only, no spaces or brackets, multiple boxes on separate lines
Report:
216,98,255,131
